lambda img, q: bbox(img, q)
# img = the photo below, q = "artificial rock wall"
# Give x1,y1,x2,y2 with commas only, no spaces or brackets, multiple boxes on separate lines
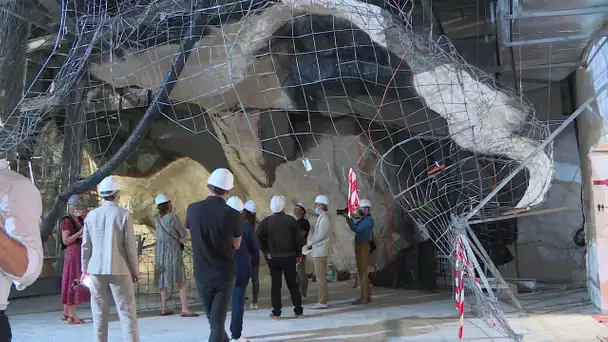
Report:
115,135,396,272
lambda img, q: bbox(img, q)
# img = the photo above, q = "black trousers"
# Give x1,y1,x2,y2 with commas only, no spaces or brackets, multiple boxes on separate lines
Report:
251,256,260,304
0,311,10,342
267,256,303,316
197,278,235,342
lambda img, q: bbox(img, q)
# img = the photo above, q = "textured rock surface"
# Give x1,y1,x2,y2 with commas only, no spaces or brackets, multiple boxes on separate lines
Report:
115,135,396,271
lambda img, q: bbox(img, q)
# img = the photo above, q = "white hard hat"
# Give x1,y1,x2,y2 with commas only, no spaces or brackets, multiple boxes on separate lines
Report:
226,196,244,212
207,168,234,191
244,200,256,213
295,203,307,213
270,195,285,213
155,194,170,206
359,199,372,208
99,176,120,194
314,194,329,206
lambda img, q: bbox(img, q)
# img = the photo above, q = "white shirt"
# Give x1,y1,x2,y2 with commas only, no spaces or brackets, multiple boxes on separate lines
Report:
0,159,44,310
82,201,139,276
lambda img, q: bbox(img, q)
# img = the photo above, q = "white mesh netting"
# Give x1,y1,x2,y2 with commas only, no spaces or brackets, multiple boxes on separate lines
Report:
0,0,564,340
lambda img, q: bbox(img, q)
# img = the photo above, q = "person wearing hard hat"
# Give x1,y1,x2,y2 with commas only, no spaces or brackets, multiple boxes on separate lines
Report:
0,157,44,342
60,194,90,325
153,194,198,318
293,203,311,299
342,199,375,305
227,197,258,342
185,168,243,342
305,194,333,309
243,200,261,310
258,195,304,318
81,175,140,341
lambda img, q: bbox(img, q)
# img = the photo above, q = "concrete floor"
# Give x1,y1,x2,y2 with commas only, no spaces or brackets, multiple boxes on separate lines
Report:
6,281,608,341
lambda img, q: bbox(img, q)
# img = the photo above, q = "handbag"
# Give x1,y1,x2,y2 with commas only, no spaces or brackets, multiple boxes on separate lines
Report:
369,233,376,255
156,216,185,251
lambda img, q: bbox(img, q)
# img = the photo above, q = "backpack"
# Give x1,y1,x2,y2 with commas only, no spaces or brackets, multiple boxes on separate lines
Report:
60,216,83,250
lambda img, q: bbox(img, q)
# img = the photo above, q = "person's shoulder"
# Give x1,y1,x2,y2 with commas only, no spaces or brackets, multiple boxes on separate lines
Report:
322,211,333,221
186,200,206,216
7,174,41,198
165,212,179,220
187,200,205,209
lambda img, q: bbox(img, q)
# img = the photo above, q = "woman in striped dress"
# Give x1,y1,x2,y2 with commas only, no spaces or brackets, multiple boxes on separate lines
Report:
154,194,198,317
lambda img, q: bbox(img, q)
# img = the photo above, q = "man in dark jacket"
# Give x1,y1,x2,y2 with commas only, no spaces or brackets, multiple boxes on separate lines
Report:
258,195,304,318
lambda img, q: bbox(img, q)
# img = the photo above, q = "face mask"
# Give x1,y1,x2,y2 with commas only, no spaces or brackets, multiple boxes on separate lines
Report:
73,210,83,217
314,208,321,216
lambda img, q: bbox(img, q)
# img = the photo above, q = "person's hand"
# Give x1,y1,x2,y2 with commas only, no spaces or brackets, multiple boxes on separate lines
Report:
296,257,302,265
267,254,272,260
80,272,89,283
132,274,140,283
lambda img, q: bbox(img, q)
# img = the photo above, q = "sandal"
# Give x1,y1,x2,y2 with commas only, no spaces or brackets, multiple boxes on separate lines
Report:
180,311,199,317
61,314,68,321
67,316,85,325
160,310,174,316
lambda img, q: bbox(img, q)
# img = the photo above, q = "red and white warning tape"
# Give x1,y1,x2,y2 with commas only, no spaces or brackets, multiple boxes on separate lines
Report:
454,234,467,341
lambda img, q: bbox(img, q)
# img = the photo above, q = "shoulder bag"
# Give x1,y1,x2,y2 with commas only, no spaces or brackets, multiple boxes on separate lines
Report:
157,216,185,251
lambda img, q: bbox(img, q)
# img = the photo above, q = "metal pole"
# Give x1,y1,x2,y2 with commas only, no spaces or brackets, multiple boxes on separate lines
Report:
464,227,524,312
468,205,582,225
464,80,608,223
503,32,604,47
504,5,608,19
458,231,498,303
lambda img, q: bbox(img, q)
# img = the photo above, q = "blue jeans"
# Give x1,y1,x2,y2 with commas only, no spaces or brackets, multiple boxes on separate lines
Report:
230,284,248,339
197,278,235,342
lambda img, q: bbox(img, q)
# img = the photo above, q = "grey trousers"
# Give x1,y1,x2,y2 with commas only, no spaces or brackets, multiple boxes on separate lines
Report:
297,255,308,297
90,274,140,342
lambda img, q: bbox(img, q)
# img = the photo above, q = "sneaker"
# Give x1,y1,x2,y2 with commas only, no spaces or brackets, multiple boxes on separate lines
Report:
250,303,258,310
233,337,249,342
311,303,329,309
269,313,281,319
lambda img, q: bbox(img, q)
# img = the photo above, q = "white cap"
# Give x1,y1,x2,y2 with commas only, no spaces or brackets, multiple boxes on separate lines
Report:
155,194,170,206
314,194,329,206
359,199,372,208
270,195,285,213
227,196,244,212
244,200,256,213
207,168,234,191
99,176,120,194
